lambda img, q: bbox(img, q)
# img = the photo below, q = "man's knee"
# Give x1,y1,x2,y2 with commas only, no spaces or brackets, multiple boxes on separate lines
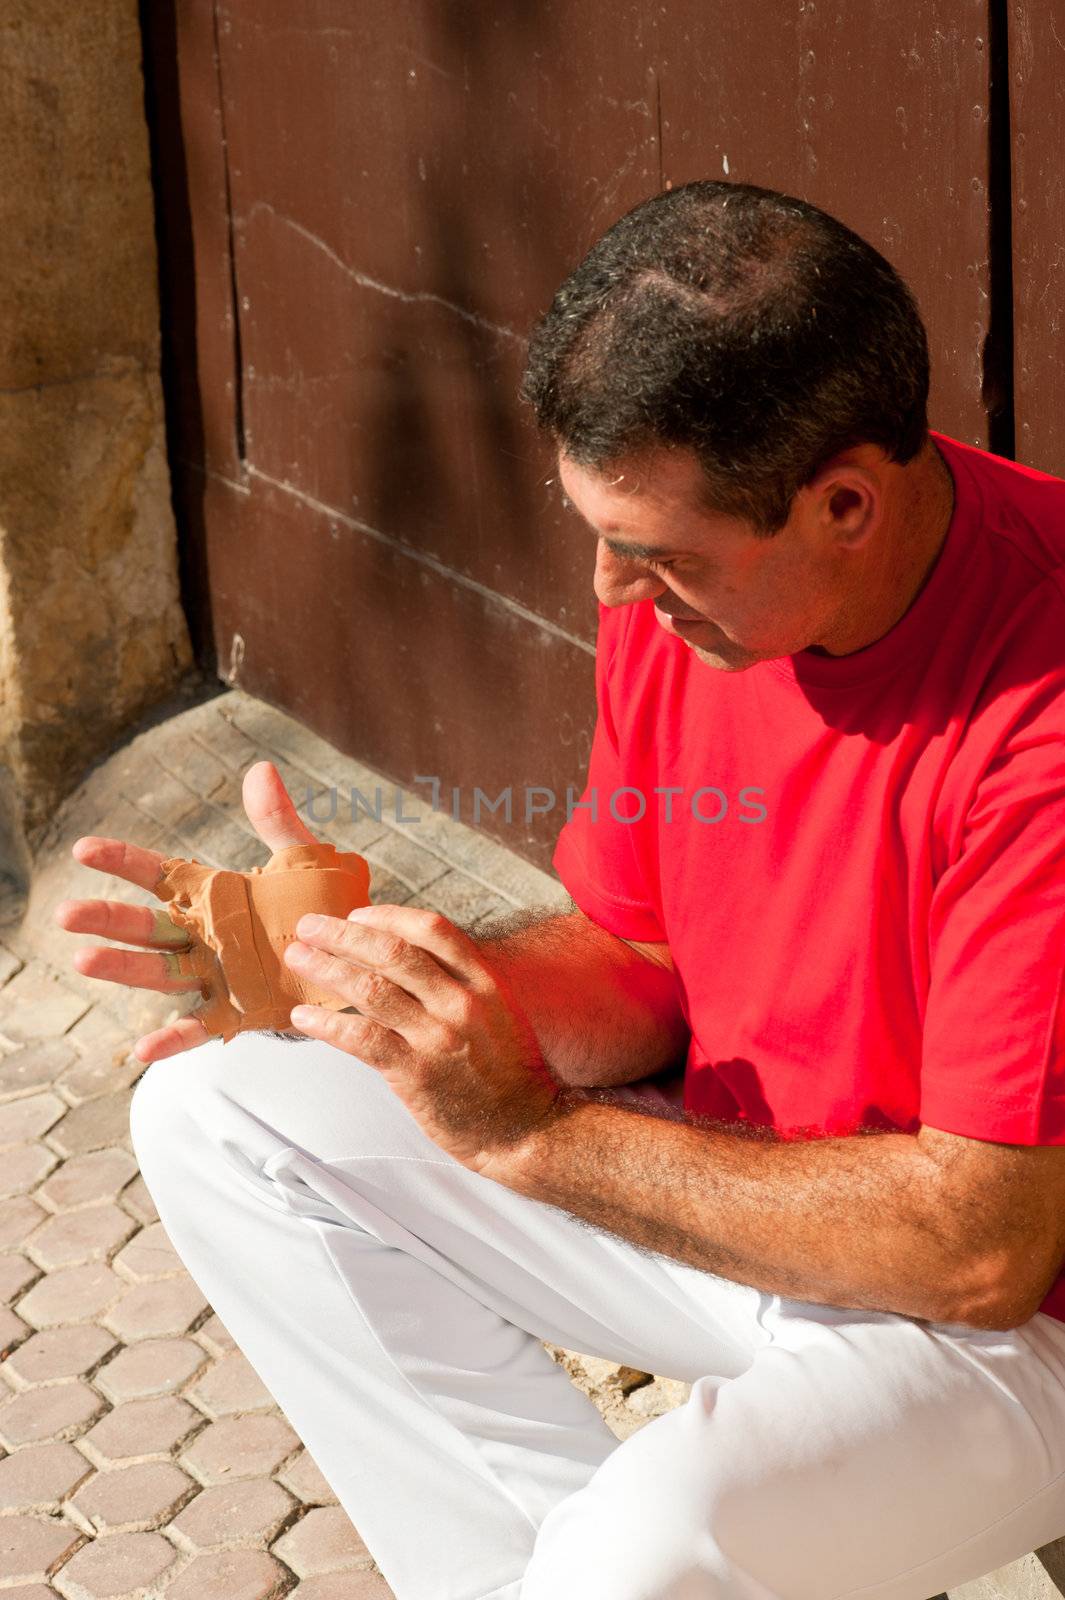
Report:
520,1395,731,1600
129,1037,235,1180
521,1477,720,1600
128,1030,319,1177
130,1031,440,1188
522,1326,1017,1600
520,1343,922,1600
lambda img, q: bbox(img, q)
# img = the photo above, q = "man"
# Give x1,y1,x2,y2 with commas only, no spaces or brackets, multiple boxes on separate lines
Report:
61,181,1065,1599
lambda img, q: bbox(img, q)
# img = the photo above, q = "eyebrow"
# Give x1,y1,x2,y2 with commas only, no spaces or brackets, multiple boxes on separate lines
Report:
558,489,682,561
601,536,680,560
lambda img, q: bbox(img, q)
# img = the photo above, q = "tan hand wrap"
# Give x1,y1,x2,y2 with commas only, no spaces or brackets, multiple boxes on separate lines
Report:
155,841,372,1043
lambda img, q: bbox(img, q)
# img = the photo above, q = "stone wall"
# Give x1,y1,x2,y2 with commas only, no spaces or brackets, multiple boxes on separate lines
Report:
0,0,192,892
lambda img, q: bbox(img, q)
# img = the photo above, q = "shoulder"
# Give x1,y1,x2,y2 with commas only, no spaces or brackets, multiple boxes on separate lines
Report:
935,432,1065,588
595,598,672,702
933,434,1065,729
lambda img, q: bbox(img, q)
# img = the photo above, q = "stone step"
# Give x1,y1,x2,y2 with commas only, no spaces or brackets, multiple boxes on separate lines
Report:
948,1540,1065,1598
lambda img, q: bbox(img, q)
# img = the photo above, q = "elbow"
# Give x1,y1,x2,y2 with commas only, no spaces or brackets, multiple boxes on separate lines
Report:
936,1248,1050,1332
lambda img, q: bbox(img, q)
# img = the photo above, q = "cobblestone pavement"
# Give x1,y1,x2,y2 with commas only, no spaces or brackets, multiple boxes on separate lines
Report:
0,687,691,1597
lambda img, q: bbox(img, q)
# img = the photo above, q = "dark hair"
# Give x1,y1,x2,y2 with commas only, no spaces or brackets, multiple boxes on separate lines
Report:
520,180,930,533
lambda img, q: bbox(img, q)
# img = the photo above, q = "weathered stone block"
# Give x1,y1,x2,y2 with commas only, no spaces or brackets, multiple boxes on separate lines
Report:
103,1275,208,1342
166,1548,292,1600
186,1351,276,1418
0,964,90,1046
0,1512,83,1586
81,1395,202,1466
69,1460,197,1535
0,1040,76,1102
95,1337,206,1404
272,1506,373,1576
117,1173,158,1226
25,1203,136,1271
949,1549,1065,1599
53,1527,178,1598
170,1478,295,1552
291,1571,395,1598
2,1323,116,1389
17,1262,125,1329
0,1,192,852
0,1379,105,1447
37,1149,139,1213
276,1450,338,1507
0,373,192,843
0,1440,93,1513
180,1415,300,1485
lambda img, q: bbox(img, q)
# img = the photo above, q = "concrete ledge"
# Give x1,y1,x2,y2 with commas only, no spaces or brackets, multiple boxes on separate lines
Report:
949,1540,1065,1598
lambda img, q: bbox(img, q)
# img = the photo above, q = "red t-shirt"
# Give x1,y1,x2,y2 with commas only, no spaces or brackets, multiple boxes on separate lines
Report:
552,432,1065,1323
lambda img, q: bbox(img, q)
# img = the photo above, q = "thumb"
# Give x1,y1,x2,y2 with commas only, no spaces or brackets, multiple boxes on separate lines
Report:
242,760,318,852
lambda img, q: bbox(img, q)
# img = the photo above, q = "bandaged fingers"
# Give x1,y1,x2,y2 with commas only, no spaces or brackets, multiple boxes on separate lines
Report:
70,935,213,996
57,896,188,950
54,897,193,993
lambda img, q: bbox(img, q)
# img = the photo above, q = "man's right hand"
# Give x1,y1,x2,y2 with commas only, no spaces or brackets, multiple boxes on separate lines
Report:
55,760,318,1064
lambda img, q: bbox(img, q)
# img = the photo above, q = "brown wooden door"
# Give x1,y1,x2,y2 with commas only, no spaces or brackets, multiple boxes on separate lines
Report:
144,2,1008,873
1010,0,1065,477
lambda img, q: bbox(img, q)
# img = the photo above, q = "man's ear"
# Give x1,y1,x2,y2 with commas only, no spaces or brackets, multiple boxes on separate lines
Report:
806,459,883,550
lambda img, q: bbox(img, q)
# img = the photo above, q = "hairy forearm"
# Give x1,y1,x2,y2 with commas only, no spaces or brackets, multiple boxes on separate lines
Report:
468,904,690,1087
496,1096,1003,1327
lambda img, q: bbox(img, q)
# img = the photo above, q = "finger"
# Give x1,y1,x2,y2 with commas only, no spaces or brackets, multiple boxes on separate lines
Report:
72,944,205,994
71,837,171,895
289,1003,407,1067
133,1012,215,1064
243,760,318,853
296,905,485,997
284,940,419,1025
55,898,191,950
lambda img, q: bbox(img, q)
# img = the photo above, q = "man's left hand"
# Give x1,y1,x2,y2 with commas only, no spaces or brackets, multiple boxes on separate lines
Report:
284,903,568,1177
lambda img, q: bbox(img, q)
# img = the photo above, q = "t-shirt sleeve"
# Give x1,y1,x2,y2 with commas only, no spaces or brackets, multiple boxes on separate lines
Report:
920,671,1065,1144
552,603,667,942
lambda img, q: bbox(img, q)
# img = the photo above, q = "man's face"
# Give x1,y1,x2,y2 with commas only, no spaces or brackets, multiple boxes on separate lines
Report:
557,446,849,671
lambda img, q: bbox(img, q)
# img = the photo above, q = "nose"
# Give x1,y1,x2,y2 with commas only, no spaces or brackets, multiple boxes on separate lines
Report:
593,542,669,608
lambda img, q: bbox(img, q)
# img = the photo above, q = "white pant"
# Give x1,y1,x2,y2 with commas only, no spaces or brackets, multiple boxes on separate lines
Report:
128,1033,1065,1600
